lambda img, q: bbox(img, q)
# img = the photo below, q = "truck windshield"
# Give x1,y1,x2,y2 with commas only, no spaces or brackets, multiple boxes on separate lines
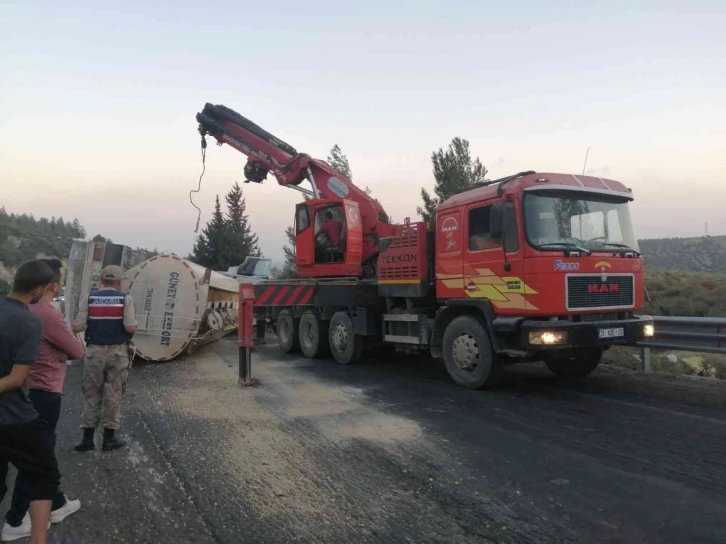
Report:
524,190,639,253
238,257,271,277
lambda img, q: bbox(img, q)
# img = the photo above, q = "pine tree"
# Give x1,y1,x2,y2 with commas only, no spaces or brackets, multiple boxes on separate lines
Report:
71,218,86,239
223,182,261,269
190,195,226,269
327,144,352,180
364,185,391,224
271,226,299,279
417,137,488,229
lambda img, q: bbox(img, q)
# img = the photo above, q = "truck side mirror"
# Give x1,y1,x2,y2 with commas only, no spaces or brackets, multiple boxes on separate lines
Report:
490,203,504,240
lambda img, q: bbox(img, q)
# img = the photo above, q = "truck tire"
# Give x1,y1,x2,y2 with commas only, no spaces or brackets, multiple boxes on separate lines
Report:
299,311,329,358
329,312,363,365
442,315,500,389
544,348,602,378
276,309,299,353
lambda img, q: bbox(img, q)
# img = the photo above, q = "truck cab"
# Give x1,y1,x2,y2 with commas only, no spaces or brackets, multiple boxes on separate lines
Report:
222,256,272,282
430,172,654,386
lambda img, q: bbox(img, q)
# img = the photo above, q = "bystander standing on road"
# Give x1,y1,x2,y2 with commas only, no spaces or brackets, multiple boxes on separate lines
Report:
0,260,62,544
72,265,137,452
2,259,83,541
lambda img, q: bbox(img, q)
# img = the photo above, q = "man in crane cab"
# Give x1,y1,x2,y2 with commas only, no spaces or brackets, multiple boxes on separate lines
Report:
315,209,344,261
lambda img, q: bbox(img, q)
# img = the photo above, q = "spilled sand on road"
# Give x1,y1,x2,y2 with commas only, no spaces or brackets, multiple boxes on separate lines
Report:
154,348,423,532
281,382,358,417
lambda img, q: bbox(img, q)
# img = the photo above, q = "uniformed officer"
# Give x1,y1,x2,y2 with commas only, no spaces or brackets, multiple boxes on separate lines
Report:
71,265,137,452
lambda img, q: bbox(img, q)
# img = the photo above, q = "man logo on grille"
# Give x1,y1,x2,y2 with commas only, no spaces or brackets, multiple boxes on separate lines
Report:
588,284,620,293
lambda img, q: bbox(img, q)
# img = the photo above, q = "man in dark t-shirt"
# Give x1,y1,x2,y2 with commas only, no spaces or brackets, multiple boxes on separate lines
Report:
0,260,61,544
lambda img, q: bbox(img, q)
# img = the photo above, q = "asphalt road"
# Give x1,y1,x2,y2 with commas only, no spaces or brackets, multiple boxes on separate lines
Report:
4,336,725,543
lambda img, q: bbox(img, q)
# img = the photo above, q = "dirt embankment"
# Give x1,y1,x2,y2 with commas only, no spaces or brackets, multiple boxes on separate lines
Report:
0,256,69,283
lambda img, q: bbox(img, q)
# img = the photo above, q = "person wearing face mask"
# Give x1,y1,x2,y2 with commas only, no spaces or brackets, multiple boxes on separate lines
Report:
0,260,62,544
2,259,83,541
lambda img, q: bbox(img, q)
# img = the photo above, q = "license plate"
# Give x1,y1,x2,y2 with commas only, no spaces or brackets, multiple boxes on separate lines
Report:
598,327,624,339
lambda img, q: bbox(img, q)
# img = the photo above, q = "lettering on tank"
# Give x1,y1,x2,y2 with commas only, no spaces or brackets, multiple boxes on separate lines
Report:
160,272,180,347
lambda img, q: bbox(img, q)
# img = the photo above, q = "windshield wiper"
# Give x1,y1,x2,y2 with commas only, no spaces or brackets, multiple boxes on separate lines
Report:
536,242,592,255
597,243,642,256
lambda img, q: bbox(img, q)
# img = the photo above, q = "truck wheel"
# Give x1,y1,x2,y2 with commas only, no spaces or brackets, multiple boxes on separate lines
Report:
442,315,500,389
299,311,329,358
276,309,299,353
544,348,602,378
329,312,363,365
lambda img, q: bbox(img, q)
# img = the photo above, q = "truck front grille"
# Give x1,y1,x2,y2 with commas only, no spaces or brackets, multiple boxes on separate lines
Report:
579,312,619,322
566,274,635,311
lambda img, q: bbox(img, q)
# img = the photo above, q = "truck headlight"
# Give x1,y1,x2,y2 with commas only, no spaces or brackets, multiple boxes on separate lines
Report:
643,324,655,337
529,331,567,345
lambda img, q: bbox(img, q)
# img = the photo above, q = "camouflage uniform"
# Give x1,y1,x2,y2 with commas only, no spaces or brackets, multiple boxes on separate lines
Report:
81,345,131,430
72,265,136,449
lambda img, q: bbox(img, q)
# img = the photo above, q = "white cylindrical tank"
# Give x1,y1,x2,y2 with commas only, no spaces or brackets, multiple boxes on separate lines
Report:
64,240,151,328
122,255,239,362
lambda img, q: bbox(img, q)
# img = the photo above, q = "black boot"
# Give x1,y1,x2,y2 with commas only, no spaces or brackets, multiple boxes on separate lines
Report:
102,428,126,452
73,428,96,452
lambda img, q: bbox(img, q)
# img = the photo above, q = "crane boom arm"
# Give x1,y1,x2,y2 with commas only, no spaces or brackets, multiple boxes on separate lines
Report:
196,103,394,262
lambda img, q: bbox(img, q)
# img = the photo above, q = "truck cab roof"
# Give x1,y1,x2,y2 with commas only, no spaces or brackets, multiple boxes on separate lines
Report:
438,172,633,212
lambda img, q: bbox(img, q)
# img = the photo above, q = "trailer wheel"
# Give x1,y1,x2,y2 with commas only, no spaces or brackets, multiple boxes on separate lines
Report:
276,309,299,353
442,315,500,389
329,312,363,365
299,311,329,358
544,348,602,378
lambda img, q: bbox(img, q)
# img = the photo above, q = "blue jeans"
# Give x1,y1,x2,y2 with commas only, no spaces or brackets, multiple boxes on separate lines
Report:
5,389,66,526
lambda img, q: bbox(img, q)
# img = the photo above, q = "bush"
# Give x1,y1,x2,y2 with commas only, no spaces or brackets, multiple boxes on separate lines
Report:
645,270,726,317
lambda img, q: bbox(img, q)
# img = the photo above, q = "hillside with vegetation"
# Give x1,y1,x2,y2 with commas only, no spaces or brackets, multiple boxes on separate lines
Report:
0,207,154,295
644,270,726,317
636,236,726,316
0,207,85,269
639,235,726,273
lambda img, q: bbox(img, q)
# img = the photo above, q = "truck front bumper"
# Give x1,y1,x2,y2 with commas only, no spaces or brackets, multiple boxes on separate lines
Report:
517,315,654,351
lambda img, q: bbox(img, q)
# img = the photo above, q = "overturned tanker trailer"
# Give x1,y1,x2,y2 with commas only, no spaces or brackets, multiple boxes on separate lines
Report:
122,255,239,362
64,240,152,329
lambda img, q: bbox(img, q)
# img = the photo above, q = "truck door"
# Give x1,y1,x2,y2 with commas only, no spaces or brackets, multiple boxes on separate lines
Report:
343,200,362,266
295,203,314,267
434,208,464,299
464,199,528,313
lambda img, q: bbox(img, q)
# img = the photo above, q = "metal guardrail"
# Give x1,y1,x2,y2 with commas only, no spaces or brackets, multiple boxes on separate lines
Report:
637,316,726,373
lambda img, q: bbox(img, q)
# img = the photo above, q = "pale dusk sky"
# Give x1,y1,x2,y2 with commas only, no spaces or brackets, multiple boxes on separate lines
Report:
1,1,724,262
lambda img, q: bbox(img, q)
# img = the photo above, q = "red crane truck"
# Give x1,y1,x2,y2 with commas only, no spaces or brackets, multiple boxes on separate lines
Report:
197,104,654,388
